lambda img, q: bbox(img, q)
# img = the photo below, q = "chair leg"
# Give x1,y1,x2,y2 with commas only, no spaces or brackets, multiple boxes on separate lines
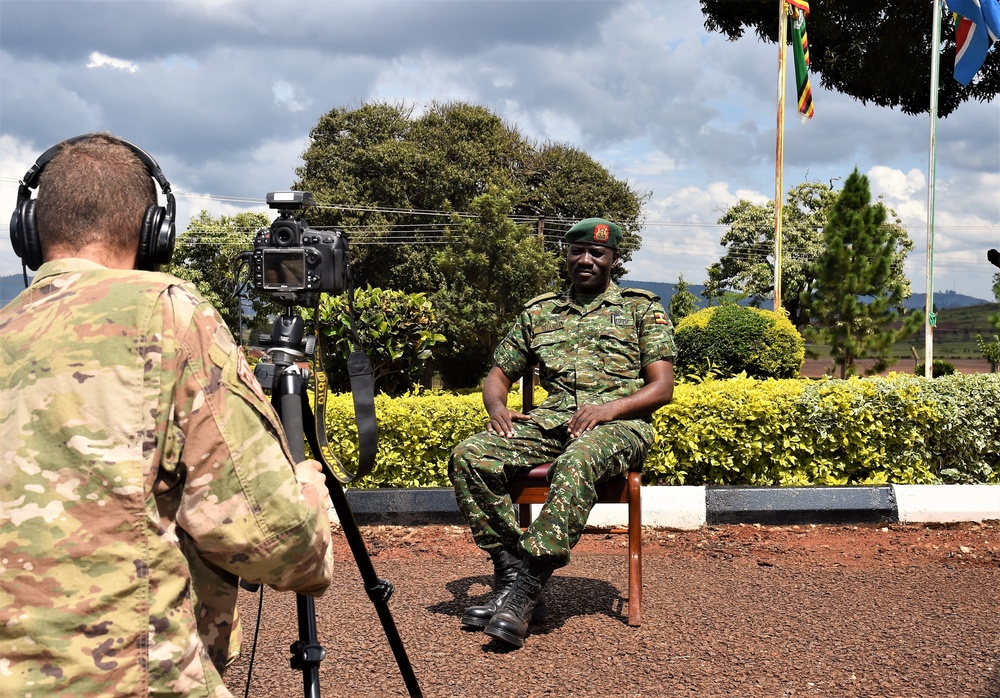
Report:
518,502,532,529
627,471,642,626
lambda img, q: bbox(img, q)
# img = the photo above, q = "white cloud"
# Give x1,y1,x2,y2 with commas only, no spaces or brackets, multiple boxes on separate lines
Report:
0,135,42,278
272,81,308,113
86,51,138,73
869,165,925,201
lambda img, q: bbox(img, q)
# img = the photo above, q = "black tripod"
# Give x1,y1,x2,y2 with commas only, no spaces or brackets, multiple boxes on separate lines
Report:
254,309,422,698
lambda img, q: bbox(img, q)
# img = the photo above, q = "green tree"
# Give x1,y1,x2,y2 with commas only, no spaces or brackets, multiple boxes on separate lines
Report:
430,188,561,387
705,179,914,328
307,287,446,396
668,274,699,324
700,0,999,116
168,211,275,337
519,143,649,281
800,169,923,378
295,101,533,291
295,100,645,387
987,272,1000,332
977,334,1000,372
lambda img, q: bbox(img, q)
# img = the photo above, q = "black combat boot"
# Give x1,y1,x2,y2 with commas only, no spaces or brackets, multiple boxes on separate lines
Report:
462,548,546,628
483,556,555,648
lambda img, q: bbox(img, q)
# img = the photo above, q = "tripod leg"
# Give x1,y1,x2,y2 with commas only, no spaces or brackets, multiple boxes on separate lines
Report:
327,482,423,697
272,366,324,698
278,364,423,697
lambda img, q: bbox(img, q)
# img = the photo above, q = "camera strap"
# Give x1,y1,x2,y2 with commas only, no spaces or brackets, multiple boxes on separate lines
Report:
309,318,378,484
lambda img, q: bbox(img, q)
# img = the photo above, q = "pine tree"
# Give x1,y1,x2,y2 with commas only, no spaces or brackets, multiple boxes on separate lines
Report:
801,169,922,378
668,274,699,324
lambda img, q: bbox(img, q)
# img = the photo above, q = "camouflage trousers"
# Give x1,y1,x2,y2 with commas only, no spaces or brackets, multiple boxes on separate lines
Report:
449,419,650,568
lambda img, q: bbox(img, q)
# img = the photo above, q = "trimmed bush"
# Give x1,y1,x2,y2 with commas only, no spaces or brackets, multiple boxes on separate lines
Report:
914,359,956,377
319,374,1000,488
920,373,1000,483
646,376,808,485
674,305,804,380
321,388,538,489
646,373,997,485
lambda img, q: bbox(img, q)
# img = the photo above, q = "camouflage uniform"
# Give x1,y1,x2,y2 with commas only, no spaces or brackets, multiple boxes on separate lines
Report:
0,259,334,697
450,283,675,567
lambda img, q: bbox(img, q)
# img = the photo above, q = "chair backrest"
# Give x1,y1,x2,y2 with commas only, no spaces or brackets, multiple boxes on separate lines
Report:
521,368,537,413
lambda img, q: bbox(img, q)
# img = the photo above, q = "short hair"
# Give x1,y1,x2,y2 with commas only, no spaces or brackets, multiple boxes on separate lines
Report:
35,133,157,257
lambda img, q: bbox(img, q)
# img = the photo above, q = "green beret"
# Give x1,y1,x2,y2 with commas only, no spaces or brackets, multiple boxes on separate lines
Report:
565,217,622,249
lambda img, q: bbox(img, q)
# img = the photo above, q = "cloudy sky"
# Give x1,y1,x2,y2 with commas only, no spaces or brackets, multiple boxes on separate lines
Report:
2,0,998,300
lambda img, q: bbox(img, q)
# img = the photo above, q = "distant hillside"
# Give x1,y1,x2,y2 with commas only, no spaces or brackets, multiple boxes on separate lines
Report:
620,278,992,312
907,290,994,311
1,274,31,305
619,279,710,308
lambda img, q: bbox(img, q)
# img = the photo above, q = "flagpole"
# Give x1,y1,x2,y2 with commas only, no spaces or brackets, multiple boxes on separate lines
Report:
774,0,787,313
925,0,942,378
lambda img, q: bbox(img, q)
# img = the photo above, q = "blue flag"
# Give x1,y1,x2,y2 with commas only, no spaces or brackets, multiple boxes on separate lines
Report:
946,0,1000,84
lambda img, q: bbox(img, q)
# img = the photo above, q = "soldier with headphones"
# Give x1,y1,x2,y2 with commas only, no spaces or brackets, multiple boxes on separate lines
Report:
0,133,336,696
9,133,178,274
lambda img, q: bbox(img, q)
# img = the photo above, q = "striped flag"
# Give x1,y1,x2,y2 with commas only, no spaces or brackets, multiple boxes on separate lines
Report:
790,5,814,120
946,0,1000,85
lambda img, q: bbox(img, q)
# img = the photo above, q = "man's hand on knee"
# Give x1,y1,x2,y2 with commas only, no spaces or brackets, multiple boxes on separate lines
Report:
486,408,530,438
567,403,618,438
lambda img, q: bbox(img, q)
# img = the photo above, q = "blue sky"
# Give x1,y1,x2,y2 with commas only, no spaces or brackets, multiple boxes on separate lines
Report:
2,0,998,299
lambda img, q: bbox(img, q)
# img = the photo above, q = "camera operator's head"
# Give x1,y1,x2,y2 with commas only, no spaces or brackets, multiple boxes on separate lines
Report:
12,132,176,272
36,134,156,269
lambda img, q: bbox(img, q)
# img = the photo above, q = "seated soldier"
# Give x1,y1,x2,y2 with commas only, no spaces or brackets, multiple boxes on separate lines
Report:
449,217,675,648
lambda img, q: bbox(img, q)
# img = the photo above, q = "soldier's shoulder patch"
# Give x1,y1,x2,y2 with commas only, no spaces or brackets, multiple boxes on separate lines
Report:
525,291,560,307
621,287,660,301
652,311,671,325
236,348,267,401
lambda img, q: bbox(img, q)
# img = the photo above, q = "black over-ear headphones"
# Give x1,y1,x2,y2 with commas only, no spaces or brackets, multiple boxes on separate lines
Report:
9,134,177,271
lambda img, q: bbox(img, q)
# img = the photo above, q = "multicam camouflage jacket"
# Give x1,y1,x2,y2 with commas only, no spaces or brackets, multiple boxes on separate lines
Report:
0,259,334,697
494,283,677,434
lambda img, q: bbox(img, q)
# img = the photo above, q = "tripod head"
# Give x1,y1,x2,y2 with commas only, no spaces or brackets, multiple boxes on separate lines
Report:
254,310,316,391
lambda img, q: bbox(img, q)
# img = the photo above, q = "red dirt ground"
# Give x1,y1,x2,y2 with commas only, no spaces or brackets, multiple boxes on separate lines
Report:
227,521,999,698
800,358,993,378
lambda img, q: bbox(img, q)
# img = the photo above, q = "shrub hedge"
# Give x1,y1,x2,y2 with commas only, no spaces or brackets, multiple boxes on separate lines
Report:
674,305,805,380
320,373,1000,488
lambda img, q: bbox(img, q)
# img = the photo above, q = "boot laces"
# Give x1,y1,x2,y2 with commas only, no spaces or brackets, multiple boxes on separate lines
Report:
507,572,542,612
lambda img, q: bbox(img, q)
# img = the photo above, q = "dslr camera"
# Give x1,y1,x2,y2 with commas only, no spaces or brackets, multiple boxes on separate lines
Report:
252,191,348,297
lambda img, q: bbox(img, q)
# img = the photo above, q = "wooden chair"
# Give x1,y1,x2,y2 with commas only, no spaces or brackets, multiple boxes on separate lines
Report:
505,372,643,626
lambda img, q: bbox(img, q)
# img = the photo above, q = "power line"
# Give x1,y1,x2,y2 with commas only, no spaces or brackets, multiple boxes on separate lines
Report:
4,178,996,234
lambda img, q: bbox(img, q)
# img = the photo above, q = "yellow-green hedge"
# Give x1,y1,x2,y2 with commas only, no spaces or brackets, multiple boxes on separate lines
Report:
674,305,805,379
321,374,1000,488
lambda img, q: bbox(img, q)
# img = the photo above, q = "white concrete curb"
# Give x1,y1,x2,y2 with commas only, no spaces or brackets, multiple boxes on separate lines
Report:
894,484,1000,523
334,484,999,528
581,485,707,530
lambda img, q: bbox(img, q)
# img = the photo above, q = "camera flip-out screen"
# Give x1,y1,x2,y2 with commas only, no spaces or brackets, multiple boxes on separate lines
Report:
261,249,307,290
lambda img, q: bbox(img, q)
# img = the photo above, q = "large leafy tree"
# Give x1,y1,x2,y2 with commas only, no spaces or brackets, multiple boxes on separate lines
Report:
430,189,561,386
800,169,923,378
294,100,645,386
700,0,999,116
705,179,914,329
294,101,533,291
168,211,276,338
519,143,648,280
